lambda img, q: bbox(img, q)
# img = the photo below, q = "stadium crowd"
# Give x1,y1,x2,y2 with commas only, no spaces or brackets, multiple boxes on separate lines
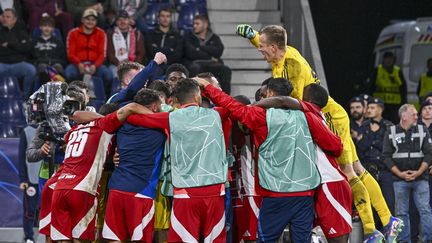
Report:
4,1,432,243
0,0,231,102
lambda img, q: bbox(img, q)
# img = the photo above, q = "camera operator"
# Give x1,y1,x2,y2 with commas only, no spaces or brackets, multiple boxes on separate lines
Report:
26,123,66,188
27,87,87,242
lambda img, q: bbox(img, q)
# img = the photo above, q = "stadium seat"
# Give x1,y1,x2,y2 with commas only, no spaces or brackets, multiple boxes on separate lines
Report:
0,98,26,125
111,78,121,96
0,74,22,98
175,0,206,7
0,122,18,138
177,2,208,34
32,28,63,42
147,0,170,3
90,76,106,101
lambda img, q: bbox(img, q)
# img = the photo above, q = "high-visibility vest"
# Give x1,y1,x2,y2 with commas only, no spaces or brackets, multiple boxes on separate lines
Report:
373,64,403,104
418,73,432,98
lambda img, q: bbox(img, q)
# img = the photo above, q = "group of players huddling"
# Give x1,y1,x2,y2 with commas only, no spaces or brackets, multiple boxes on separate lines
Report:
36,24,404,243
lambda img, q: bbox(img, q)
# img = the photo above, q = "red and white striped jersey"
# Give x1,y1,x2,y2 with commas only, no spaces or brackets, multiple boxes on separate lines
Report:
55,112,122,195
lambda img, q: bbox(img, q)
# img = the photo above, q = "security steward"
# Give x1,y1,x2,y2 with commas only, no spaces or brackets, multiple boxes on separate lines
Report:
417,58,432,103
354,98,395,216
370,52,407,123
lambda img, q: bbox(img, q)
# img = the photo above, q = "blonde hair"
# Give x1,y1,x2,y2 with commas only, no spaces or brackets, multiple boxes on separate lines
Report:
259,25,287,50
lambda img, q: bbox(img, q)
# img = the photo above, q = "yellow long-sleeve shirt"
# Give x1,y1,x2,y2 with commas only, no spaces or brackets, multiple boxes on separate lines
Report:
250,34,319,99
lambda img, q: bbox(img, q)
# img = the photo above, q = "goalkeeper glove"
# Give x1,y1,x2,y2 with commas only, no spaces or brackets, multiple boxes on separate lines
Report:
236,24,256,39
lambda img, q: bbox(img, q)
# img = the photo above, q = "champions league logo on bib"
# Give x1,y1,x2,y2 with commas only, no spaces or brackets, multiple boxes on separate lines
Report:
26,186,36,197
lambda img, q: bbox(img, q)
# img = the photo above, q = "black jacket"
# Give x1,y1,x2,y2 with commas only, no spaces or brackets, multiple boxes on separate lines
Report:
183,30,224,62
355,119,393,170
0,23,32,63
145,27,183,65
383,124,432,181
33,36,67,66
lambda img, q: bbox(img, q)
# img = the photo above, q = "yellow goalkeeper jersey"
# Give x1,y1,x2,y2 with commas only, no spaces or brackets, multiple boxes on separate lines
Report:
250,34,320,99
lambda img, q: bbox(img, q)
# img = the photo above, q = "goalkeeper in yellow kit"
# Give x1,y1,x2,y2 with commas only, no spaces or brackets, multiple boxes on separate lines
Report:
236,24,403,243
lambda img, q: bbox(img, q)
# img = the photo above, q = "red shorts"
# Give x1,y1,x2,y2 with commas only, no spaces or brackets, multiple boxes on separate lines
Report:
38,179,57,236
314,181,352,239
233,196,262,242
102,190,155,242
168,196,226,243
50,189,97,241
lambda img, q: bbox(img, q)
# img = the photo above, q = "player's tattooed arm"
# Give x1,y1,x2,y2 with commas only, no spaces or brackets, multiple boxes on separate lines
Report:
72,111,103,124
116,102,153,122
254,96,302,110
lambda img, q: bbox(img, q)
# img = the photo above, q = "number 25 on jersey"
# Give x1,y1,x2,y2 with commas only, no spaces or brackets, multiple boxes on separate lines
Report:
65,127,90,159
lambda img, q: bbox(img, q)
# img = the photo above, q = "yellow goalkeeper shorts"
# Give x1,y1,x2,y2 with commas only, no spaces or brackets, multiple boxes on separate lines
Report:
154,180,171,230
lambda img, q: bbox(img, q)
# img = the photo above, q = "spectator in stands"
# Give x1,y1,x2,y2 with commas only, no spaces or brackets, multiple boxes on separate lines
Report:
107,10,145,79
145,7,183,73
33,15,67,83
355,98,395,216
183,14,231,94
350,96,366,140
383,104,432,242
65,0,107,28
0,0,23,23
369,52,407,123
65,8,113,98
0,8,36,99
417,58,432,102
23,0,74,39
104,0,147,32
19,125,42,243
